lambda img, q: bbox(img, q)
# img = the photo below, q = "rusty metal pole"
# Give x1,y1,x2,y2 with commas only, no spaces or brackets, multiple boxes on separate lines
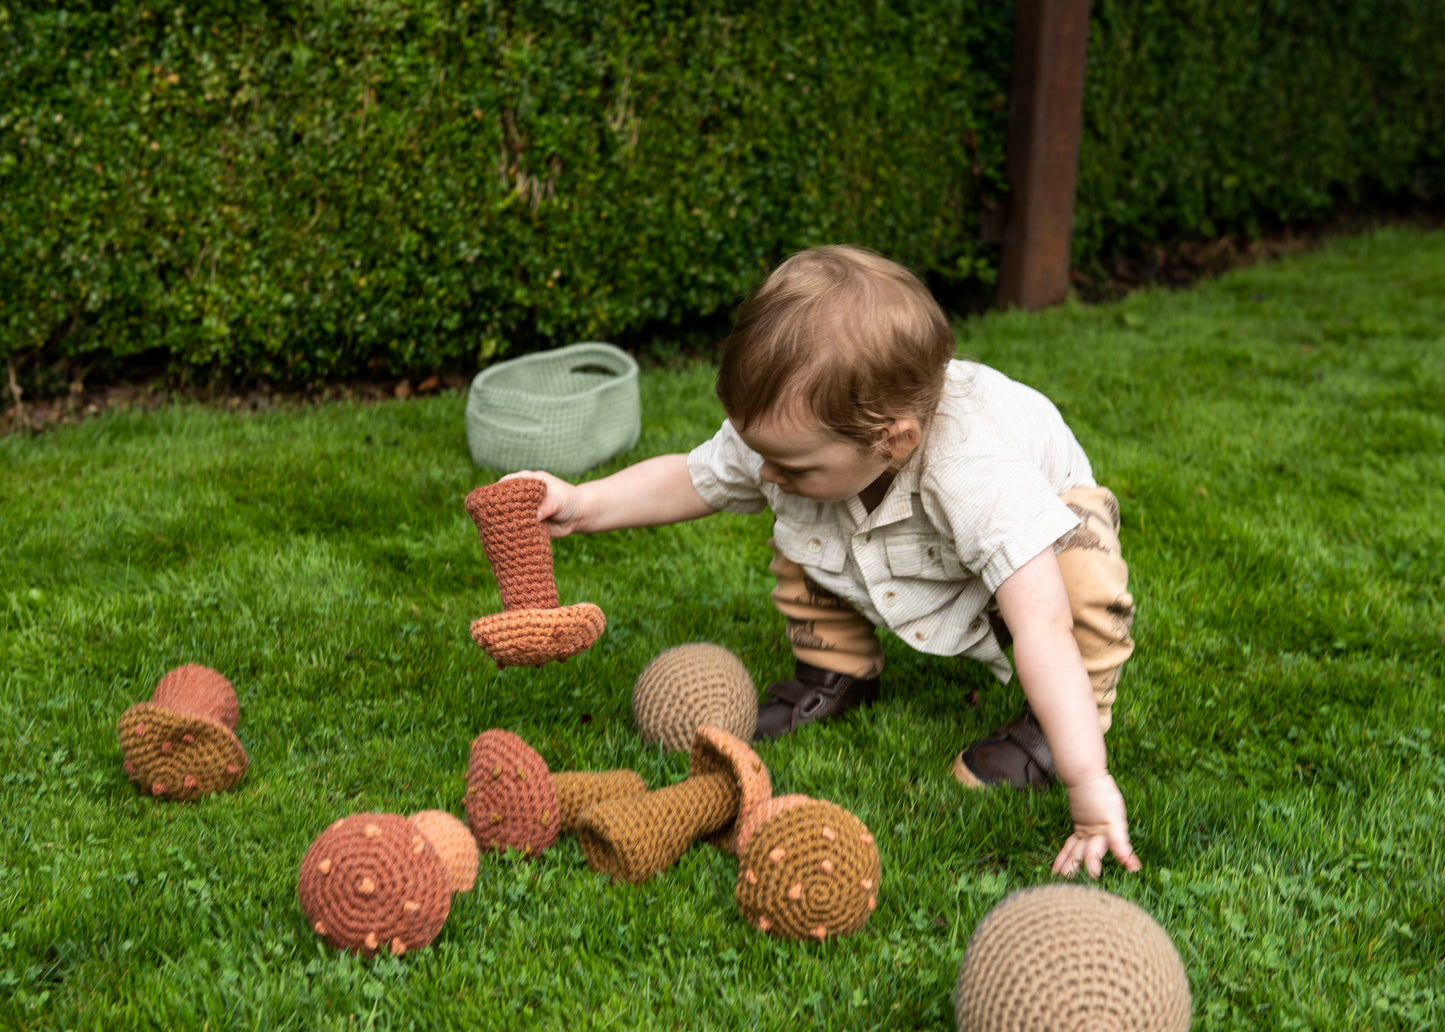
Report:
996,0,1092,310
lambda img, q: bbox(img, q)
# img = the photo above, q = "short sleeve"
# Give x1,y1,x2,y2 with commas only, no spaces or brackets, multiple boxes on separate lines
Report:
687,421,769,515
924,458,1080,594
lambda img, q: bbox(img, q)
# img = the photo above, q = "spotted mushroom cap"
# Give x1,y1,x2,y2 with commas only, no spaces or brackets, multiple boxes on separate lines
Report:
463,729,561,856
735,798,880,941
632,643,758,753
954,884,1191,1032
688,726,771,854
407,809,480,893
151,663,240,730
117,703,249,801
297,812,452,957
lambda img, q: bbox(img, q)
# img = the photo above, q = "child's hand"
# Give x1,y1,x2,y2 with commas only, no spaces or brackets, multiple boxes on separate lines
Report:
500,470,585,537
1051,772,1142,879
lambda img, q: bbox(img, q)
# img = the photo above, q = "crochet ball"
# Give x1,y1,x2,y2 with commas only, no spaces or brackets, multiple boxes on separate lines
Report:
297,813,452,958
632,643,757,753
954,884,1191,1032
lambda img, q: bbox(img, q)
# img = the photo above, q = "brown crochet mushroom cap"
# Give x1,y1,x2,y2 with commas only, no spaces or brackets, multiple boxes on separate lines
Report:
632,643,758,753
464,729,562,856
735,798,880,941
117,664,249,802
407,810,480,893
953,884,1191,1032
465,478,606,668
297,813,452,958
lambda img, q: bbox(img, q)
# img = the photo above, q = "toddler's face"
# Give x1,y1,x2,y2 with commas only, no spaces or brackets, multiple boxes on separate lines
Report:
731,411,896,504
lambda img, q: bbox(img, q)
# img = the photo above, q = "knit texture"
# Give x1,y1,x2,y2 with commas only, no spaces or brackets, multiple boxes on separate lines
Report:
575,771,741,884
407,810,480,894
734,793,811,856
464,478,605,667
953,884,1192,1032
464,729,562,856
735,798,880,941
552,768,648,830
632,643,757,753
470,603,607,670
689,726,772,855
117,664,248,802
574,727,770,882
151,664,240,729
297,813,452,958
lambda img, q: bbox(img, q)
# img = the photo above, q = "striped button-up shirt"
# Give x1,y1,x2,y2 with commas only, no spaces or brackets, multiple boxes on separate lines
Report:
687,361,1094,682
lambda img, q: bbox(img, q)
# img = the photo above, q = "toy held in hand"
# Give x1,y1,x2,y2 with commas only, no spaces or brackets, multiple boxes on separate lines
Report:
953,884,1191,1032
465,478,605,668
632,642,758,752
116,664,249,801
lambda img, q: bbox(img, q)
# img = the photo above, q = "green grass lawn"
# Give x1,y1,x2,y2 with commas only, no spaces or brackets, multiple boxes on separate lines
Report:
2,226,1442,1031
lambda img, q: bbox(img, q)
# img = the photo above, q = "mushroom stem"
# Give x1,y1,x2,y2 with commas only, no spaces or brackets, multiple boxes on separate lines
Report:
464,479,606,668
552,770,654,831
575,772,741,885
466,479,561,611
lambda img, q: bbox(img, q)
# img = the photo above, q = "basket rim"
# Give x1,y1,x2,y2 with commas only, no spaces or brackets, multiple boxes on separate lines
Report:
471,342,638,402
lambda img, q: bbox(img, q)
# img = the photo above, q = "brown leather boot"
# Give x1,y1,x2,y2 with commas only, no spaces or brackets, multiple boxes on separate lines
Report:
753,660,881,739
952,707,1056,790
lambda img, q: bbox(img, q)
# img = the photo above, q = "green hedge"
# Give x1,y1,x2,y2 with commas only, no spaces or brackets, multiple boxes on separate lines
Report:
1,1,1441,389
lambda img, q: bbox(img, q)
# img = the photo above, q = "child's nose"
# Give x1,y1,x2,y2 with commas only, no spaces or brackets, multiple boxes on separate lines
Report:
760,462,788,485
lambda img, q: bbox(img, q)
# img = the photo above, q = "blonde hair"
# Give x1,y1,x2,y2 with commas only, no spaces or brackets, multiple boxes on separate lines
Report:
716,245,954,456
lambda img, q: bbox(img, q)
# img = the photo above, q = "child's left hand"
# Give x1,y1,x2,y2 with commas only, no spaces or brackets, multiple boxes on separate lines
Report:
1051,772,1142,879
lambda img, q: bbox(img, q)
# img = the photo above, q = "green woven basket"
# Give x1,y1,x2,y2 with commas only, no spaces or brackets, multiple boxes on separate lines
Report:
465,342,641,475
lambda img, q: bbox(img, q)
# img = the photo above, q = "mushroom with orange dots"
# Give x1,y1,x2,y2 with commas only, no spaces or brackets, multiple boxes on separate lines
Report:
116,664,249,801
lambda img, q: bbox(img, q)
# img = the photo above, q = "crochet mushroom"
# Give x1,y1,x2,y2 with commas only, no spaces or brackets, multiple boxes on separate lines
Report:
574,726,771,884
953,884,1191,1032
632,642,758,752
734,796,881,941
297,812,453,958
465,478,606,668
407,810,480,893
116,663,249,801
463,728,647,856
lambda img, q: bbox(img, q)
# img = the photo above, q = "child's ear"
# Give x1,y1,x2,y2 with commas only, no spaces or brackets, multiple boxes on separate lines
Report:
885,418,921,464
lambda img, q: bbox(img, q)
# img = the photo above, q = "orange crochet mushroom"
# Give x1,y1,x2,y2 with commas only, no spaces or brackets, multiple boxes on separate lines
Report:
464,478,606,668
573,727,772,884
116,664,249,801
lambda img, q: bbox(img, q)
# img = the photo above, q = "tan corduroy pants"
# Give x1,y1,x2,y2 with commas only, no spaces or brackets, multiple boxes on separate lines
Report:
768,484,1135,733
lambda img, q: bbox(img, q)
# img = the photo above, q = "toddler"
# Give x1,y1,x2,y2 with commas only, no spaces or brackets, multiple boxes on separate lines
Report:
511,245,1140,877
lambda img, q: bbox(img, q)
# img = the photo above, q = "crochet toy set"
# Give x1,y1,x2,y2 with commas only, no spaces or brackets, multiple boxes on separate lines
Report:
114,476,1191,1024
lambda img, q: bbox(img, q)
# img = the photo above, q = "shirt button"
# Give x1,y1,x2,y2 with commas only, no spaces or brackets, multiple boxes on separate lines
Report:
883,592,896,606
808,538,822,552
865,532,873,543
915,630,929,642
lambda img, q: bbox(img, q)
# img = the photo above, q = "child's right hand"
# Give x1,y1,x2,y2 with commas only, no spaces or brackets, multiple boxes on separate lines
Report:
500,470,585,537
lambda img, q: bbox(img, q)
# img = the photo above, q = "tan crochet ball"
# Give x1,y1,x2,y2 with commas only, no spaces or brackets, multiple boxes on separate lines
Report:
735,798,880,941
117,664,249,802
297,813,452,958
954,884,1191,1032
408,810,480,893
633,643,757,753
